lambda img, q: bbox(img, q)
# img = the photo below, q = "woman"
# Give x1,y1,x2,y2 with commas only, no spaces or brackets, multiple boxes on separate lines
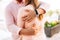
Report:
17,0,49,40
6,0,49,40
17,6,45,40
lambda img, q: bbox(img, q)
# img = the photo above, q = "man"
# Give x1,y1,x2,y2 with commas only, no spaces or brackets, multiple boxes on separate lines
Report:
6,0,37,40
6,0,49,40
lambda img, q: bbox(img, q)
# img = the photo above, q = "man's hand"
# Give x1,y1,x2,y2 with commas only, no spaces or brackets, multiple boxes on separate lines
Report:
22,10,36,23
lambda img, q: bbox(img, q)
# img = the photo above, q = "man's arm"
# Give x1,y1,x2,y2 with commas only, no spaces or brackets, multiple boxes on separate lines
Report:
19,28,36,35
5,6,22,35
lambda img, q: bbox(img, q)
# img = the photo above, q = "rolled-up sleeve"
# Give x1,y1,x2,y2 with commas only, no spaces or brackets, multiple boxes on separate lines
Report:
5,6,22,35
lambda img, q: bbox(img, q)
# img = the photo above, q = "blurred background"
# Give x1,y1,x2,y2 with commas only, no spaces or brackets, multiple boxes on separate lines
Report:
0,0,60,40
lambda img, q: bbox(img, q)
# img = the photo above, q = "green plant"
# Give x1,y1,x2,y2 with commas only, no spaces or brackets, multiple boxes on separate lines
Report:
45,21,51,28
45,21,59,28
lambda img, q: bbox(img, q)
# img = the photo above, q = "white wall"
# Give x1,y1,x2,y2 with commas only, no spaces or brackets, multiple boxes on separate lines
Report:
0,0,12,40
0,0,12,30
0,0,60,40
40,0,60,10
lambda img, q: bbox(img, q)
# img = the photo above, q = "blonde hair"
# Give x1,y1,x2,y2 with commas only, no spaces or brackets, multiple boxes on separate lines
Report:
24,0,31,5
25,0,40,8
32,0,40,9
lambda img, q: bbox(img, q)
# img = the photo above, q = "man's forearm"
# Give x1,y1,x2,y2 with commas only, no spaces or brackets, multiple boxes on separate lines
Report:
19,28,36,35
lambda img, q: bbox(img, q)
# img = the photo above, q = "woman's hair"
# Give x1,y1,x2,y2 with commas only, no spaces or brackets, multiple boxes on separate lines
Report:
31,0,40,9
16,0,40,8
25,0,31,5
39,14,44,20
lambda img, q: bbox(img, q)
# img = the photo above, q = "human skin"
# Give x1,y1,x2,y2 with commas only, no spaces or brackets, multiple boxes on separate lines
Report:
17,5,45,35
17,7,37,35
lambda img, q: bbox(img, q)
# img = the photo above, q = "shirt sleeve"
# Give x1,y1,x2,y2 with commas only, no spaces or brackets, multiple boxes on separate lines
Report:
5,6,22,35
40,1,50,11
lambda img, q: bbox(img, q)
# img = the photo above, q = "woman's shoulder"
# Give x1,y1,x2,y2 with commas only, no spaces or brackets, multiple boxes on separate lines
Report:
23,4,34,10
26,4,34,9
18,5,34,13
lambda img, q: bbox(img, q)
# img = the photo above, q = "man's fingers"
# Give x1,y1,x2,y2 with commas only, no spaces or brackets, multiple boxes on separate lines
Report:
25,14,34,22
22,14,32,21
26,17,33,22
22,15,31,21
22,15,28,21
25,13,36,22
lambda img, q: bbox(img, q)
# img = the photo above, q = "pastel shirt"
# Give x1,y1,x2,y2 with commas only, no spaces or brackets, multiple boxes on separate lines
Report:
6,1,49,40
5,2,25,40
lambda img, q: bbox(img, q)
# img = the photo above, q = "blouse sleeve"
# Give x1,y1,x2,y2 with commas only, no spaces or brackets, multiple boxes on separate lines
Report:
5,6,22,35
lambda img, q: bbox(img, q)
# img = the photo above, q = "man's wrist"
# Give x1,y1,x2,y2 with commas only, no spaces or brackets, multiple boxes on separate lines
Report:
18,28,36,35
